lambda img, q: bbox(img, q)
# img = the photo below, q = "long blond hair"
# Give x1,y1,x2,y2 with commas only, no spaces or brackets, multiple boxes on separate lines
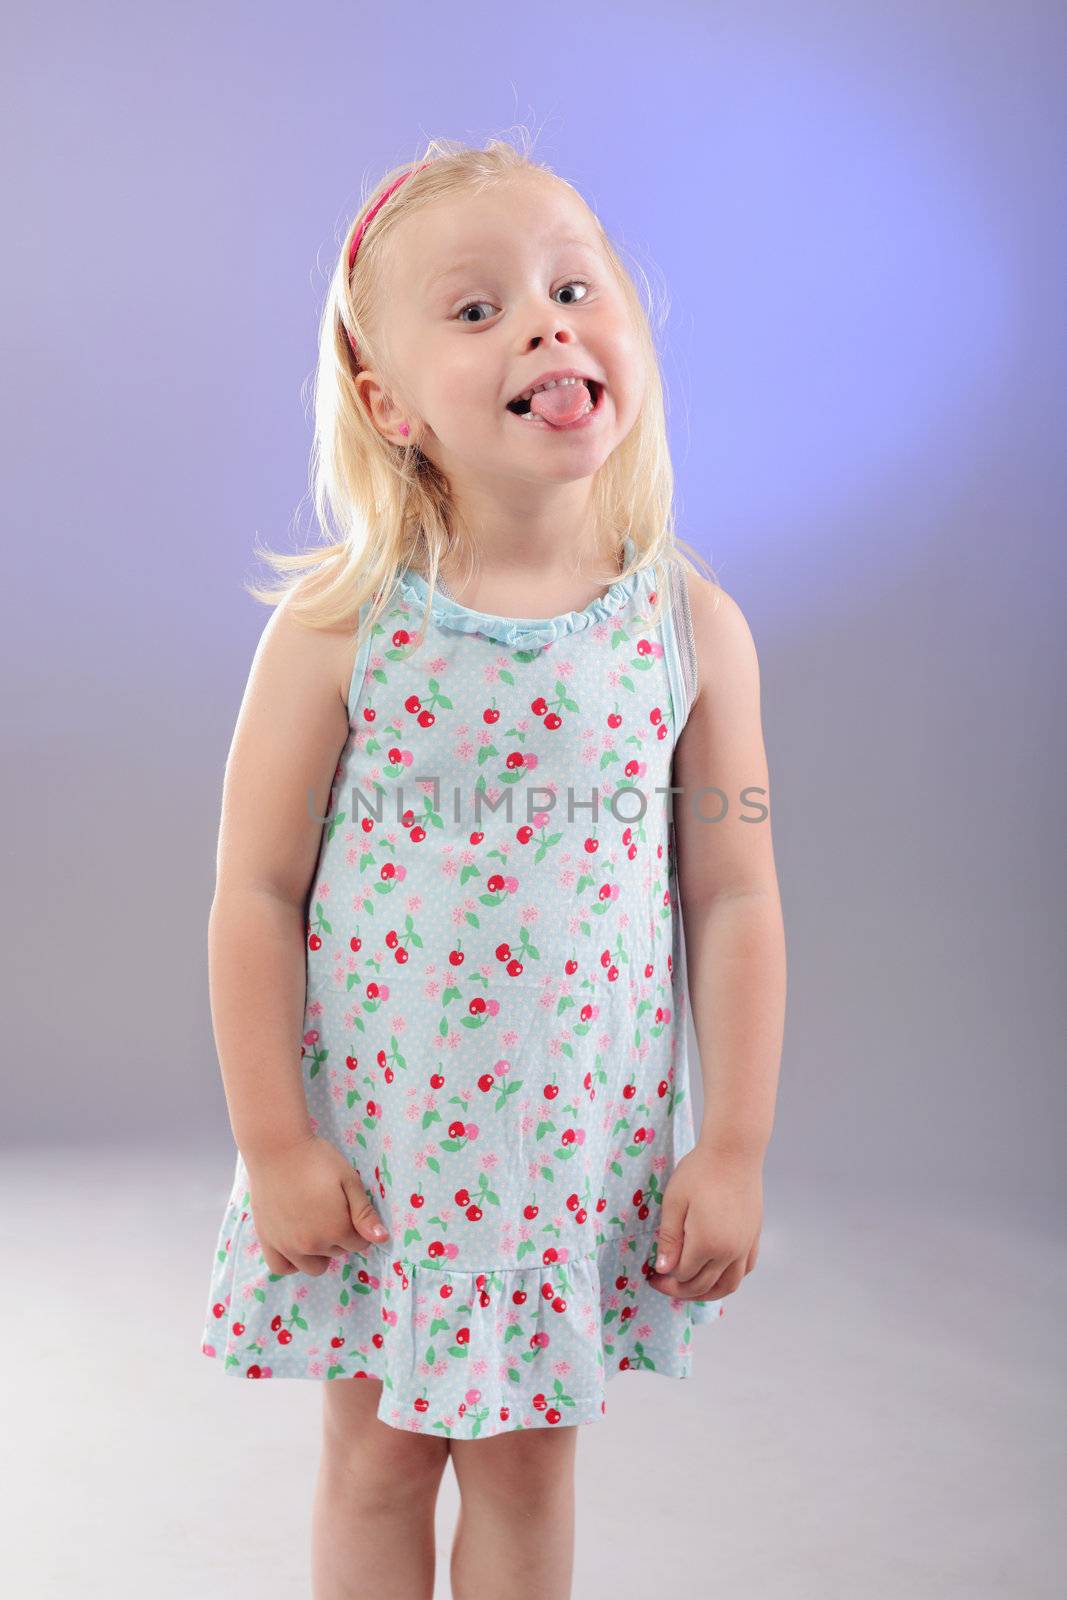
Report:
246,127,716,651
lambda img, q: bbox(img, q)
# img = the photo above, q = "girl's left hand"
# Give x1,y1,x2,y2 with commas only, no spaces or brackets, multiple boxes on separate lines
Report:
649,1145,763,1302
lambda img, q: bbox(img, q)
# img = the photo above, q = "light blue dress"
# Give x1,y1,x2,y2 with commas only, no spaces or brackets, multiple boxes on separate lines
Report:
201,535,723,1438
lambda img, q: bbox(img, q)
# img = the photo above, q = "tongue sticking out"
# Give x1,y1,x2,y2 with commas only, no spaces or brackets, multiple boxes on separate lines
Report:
528,382,592,426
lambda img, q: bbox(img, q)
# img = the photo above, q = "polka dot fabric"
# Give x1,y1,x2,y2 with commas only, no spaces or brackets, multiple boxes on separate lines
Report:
200,536,724,1439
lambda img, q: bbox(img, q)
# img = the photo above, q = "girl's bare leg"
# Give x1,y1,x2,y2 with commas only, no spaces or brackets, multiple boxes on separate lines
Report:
448,1424,578,1600
311,1378,450,1600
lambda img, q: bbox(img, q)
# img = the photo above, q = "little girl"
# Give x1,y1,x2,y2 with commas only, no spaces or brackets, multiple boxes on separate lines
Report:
200,133,786,1600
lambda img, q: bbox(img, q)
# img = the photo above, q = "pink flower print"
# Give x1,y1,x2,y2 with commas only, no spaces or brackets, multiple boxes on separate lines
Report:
470,1358,490,1379
318,881,331,900
519,1111,535,1135
519,903,540,928
479,1149,500,1173
652,1153,668,1173
307,1356,327,1377
552,1359,572,1377
343,1125,363,1148
637,1323,653,1339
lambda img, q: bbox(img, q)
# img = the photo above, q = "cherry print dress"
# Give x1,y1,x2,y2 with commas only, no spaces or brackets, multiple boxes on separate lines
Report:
200,533,724,1439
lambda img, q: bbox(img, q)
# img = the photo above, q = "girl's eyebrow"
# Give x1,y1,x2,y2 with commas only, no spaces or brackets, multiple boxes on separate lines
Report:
422,236,599,296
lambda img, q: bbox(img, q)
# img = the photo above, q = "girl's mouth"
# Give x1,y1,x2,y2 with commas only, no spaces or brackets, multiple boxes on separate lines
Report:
505,379,604,431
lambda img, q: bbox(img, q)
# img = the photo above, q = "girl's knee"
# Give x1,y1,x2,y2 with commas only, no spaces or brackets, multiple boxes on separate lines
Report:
451,1424,578,1507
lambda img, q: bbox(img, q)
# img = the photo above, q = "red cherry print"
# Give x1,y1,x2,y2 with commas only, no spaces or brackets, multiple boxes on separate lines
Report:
380,863,396,881
449,948,465,967
361,817,374,834
465,1205,482,1222
585,836,598,853
532,1393,547,1411
345,1055,358,1071
414,1396,429,1413
506,958,523,977
542,1082,559,1100
566,1193,579,1211
595,1197,607,1215
277,1328,293,1345
386,930,398,948
362,706,376,723
505,752,524,770
392,628,410,647
637,639,652,656
544,713,562,730
468,997,486,1016
575,1208,587,1224
308,934,321,951
430,1072,445,1089
531,696,548,716
411,1192,424,1207
417,709,435,727
650,706,663,725
211,1303,225,1319
495,941,511,962
546,1408,562,1424
516,825,534,843
658,1079,668,1097
350,935,362,953
448,1121,466,1138
455,1188,471,1206
487,874,504,892
232,1321,245,1336
470,830,484,845
565,957,577,975
477,1073,495,1092
523,1204,539,1219
404,694,421,713
513,1289,527,1305
410,826,426,842
607,711,622,728
483,706,500,724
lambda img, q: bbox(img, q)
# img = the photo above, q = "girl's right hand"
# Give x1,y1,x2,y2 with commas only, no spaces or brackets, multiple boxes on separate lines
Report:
244,1134,391,1277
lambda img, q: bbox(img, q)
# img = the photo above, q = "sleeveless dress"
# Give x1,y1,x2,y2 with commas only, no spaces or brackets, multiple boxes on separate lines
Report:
200,534,724,1440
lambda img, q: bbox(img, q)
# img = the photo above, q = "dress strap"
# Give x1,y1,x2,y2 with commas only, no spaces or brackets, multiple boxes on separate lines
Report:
658,556,698,734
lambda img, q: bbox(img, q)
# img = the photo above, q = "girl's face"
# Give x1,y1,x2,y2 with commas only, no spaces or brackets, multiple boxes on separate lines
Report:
363,176,645,495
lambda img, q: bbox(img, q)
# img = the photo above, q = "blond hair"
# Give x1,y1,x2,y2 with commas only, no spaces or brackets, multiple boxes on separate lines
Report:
246,126,716,652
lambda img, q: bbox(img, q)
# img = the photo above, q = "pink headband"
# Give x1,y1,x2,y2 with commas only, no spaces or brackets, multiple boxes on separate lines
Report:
345,162,431,360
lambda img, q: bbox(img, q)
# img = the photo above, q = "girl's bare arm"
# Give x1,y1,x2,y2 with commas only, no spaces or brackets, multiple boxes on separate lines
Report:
208,579,358,1165
670,575,787,1163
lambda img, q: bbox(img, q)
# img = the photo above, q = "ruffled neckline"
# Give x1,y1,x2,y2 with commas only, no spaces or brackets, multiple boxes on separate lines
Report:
396,535,641,652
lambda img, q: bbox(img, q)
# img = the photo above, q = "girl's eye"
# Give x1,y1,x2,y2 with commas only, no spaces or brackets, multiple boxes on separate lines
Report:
454,279,591,323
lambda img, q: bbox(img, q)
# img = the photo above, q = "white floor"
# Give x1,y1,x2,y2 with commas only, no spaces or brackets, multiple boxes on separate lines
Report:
2,1144,1062,1599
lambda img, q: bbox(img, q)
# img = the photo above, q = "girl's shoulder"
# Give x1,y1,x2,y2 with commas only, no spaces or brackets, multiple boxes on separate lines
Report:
672,561,757,719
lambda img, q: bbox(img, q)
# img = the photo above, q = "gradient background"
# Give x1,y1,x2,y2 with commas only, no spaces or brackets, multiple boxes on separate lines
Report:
4,2,1064,1595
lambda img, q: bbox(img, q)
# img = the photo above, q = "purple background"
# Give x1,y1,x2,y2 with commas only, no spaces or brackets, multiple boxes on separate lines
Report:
5,2,1064,1224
